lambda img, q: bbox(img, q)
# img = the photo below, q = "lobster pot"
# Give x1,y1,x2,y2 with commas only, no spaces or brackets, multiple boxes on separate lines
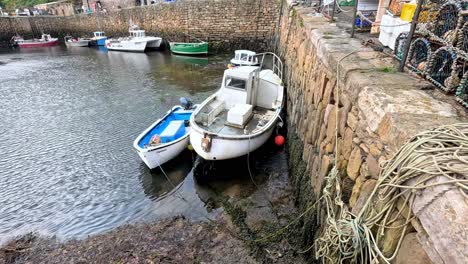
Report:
427,47,457,92
394,32,408,61
433,2,460,39
456,71,468,108
407,38,432,74
457,21,468,52
418,3,439,23
449,57,468,93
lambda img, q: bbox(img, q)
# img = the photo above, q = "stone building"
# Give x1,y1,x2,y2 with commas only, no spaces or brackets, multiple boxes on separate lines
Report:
81,0,172,13
34,0,82,16
81,0,135,12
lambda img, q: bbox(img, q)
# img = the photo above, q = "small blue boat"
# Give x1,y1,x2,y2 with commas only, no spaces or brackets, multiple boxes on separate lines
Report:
134,98,197,169
90,31,107,46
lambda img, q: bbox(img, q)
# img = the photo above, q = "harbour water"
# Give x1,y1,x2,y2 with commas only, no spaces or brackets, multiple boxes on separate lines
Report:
0,46,240,244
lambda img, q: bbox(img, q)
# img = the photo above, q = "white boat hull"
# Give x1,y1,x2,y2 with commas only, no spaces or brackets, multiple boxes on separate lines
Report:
106,40,148,52
189,120,276,160
147,39,162,48
106,37,162,52
136,133,190,169
65,40,90,47
190,52,284,161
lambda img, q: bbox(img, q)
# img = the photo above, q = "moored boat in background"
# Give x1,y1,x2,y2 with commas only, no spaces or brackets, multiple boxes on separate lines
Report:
169,41,208,56
230,50,259,66
11,34,59,48
89,31,107,46
190,52,284,161
64,36,91,47
106,25,162,52
134,98,198,169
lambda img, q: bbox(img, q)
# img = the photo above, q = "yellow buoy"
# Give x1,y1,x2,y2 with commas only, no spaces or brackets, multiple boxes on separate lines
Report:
187,144,194,151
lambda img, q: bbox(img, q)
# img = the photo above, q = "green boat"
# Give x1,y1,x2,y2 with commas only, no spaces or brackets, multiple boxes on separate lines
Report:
169,42,208,55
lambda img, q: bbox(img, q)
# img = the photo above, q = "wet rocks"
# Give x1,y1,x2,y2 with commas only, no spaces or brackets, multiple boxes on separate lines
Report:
0,217,257,264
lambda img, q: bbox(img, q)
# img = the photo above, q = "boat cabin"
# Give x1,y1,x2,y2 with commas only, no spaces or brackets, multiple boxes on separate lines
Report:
93,31,106,38
231,50,258,66
130,30,146,38
41,34,52,41
219,66,282,109
195,65,283,133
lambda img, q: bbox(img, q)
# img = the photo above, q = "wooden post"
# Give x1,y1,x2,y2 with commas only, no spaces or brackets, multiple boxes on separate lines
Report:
351,0,359,38
330,0,337,21
398,0,423,72
371,0,390,34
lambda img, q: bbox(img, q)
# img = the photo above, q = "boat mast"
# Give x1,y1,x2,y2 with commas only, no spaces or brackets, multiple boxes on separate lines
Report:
96,10,102,32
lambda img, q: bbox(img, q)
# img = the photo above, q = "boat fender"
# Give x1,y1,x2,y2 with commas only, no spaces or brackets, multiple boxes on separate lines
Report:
201,136,211,152
179,97,193,110
275,135,285,146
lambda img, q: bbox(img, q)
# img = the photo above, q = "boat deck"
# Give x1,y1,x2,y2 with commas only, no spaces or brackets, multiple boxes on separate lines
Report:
197,107,276,136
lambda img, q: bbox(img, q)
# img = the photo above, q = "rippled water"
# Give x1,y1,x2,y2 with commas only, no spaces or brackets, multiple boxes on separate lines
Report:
0,46,230,243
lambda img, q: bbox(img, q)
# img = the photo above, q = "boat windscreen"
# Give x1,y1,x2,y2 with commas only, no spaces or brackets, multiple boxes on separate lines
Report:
225,77,246,90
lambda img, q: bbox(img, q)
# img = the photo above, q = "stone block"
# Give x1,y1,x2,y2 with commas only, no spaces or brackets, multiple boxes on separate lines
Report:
315,154,333,195
351,179,376,214
366,155,380,179
377,210,408,258
349,175,364,207
395,233,433,264
342,128,354,158
346,147,362,180
369,143,382,157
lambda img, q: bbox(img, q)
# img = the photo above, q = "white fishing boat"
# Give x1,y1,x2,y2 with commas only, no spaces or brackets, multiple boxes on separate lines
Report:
64,36,91,47
230,50,259,66
134,98,198,169
105,25,162,52
190,52,283,160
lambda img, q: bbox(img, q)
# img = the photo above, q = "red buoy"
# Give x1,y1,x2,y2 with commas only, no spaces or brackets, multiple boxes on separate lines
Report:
275,135,285,146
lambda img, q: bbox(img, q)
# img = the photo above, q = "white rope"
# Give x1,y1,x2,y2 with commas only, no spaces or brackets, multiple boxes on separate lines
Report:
315,123,468,263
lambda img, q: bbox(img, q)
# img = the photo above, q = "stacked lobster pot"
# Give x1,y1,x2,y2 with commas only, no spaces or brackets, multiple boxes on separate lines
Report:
394,0,468,108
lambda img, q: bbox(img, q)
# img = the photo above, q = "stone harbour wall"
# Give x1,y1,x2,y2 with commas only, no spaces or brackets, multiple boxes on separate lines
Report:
276,2,467,263
0,0,278,52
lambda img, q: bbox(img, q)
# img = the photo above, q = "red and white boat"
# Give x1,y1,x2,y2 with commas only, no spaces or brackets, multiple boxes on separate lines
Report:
11,34,59,48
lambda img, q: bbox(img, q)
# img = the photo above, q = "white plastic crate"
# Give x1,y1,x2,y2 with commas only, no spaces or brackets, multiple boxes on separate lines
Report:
227,104,253,127
379,31,393,48
380,14,396,34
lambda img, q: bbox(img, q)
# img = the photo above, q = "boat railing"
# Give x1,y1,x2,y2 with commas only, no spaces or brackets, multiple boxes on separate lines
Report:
253,52,283,81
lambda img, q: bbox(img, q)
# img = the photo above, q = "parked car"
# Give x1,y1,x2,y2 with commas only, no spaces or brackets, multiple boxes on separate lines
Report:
16,8,31,16
0,7,9,16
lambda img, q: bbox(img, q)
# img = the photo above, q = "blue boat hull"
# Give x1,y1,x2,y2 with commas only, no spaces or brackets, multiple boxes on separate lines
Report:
90,37,107,46
133,105,197,169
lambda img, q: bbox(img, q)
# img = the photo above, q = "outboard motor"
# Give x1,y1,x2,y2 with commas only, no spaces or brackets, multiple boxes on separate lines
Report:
179,97,193,110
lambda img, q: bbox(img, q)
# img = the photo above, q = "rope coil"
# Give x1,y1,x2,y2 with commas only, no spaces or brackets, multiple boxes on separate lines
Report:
315,123,468,263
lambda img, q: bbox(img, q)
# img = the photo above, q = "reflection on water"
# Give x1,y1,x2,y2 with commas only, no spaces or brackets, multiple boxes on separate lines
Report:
0,45,228,244
139,151,194,201
171,54,209,66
